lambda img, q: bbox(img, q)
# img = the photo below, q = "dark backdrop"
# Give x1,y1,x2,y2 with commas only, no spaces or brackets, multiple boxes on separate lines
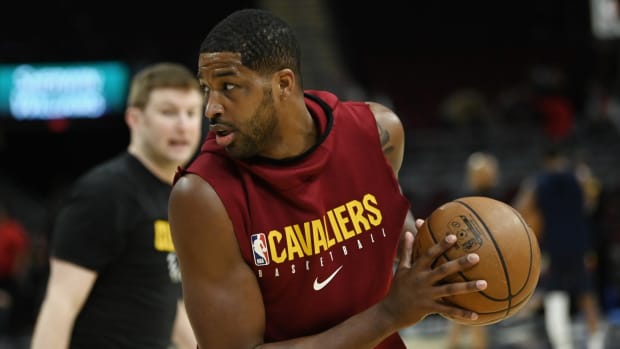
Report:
0,0,600,199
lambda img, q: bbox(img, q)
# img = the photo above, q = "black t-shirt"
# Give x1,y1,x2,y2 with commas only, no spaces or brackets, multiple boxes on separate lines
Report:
52,152,182,349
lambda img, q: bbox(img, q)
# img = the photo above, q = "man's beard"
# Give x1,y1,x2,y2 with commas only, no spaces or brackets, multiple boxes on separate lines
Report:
227,88,277,159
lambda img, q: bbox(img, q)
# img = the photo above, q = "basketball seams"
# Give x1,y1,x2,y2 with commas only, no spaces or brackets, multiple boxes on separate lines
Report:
461,287,537,326
418,196,541,325
509,207,541,295
430,201,518,304
455,199,520,311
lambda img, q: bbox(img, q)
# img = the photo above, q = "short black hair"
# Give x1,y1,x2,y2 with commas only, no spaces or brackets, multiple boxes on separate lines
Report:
199,9,302,79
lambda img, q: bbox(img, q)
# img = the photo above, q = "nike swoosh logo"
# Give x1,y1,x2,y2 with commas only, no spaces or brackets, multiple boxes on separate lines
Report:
313,265,343,291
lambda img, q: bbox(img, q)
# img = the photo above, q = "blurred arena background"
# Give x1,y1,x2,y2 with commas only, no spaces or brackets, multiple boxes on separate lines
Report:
1,0,620,348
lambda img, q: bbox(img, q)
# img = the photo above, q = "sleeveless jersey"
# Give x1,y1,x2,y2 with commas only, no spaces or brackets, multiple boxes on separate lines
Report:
178,90,411,348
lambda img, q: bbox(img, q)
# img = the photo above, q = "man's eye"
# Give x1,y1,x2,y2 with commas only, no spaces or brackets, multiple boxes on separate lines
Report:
224,83,235,91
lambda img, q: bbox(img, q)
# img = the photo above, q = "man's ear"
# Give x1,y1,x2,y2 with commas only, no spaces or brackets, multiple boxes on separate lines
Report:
274,68,295,100
125,106,141,129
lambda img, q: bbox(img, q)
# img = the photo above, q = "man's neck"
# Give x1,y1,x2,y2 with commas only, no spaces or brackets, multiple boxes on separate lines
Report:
127,147,176,184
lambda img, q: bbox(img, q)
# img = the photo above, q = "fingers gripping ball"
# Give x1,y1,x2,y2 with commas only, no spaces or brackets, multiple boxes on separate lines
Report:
413,196,541,325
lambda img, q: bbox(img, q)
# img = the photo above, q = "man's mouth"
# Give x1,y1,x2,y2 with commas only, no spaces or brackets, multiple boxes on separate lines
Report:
210,124,235,147
209,124,232,136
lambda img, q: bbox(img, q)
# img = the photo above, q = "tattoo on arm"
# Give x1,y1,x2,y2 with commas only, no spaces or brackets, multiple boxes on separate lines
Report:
377,121,394,154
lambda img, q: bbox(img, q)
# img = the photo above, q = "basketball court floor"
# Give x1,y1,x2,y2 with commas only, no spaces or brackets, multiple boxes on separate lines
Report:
400,310,614,349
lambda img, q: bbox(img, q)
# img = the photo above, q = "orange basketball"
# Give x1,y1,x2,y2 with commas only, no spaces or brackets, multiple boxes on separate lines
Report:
413,196,541,325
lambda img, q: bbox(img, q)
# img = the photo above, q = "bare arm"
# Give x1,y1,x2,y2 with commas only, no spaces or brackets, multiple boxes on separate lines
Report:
512,176,543,239
172,299,196,349
367,101,405,177
30,258,97,349
368,101,416,244
169,175,265,349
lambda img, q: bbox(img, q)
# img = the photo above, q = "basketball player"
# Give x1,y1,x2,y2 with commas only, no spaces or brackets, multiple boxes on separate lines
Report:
31,63,203,349
514,145,604,349
169,9,488,349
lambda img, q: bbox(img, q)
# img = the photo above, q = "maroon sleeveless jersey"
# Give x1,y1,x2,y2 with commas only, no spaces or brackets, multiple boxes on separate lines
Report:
178,90,411,348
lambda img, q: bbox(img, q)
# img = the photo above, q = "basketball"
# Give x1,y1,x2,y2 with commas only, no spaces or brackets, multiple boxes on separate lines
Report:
413,196,541,326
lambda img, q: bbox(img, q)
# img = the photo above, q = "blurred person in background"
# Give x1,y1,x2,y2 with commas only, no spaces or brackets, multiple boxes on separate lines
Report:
0,200,31,348
513,144,604,349
530,65,576,143
30,62,203,349
446,151,499,349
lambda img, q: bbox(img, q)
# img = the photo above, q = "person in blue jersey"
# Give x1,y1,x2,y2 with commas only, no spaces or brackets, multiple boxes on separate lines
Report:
514,144,604,349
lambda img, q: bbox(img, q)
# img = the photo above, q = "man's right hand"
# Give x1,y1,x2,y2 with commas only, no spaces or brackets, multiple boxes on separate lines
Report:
381,223,487,329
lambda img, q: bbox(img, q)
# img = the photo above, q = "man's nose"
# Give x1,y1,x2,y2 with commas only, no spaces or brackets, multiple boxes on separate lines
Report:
204,95,224,121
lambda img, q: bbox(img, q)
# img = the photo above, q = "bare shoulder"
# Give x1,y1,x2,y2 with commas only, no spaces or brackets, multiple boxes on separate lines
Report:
169,172,242,275
170,173,218,207
366,101,402,128
364,101,405,173
169,173,232,245
168,174,264,348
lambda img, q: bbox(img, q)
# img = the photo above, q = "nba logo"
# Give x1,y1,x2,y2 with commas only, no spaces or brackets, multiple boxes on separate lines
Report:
251,233,270,266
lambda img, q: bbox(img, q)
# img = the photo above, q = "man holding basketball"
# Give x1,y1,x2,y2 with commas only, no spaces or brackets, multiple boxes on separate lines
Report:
169,8,487,349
